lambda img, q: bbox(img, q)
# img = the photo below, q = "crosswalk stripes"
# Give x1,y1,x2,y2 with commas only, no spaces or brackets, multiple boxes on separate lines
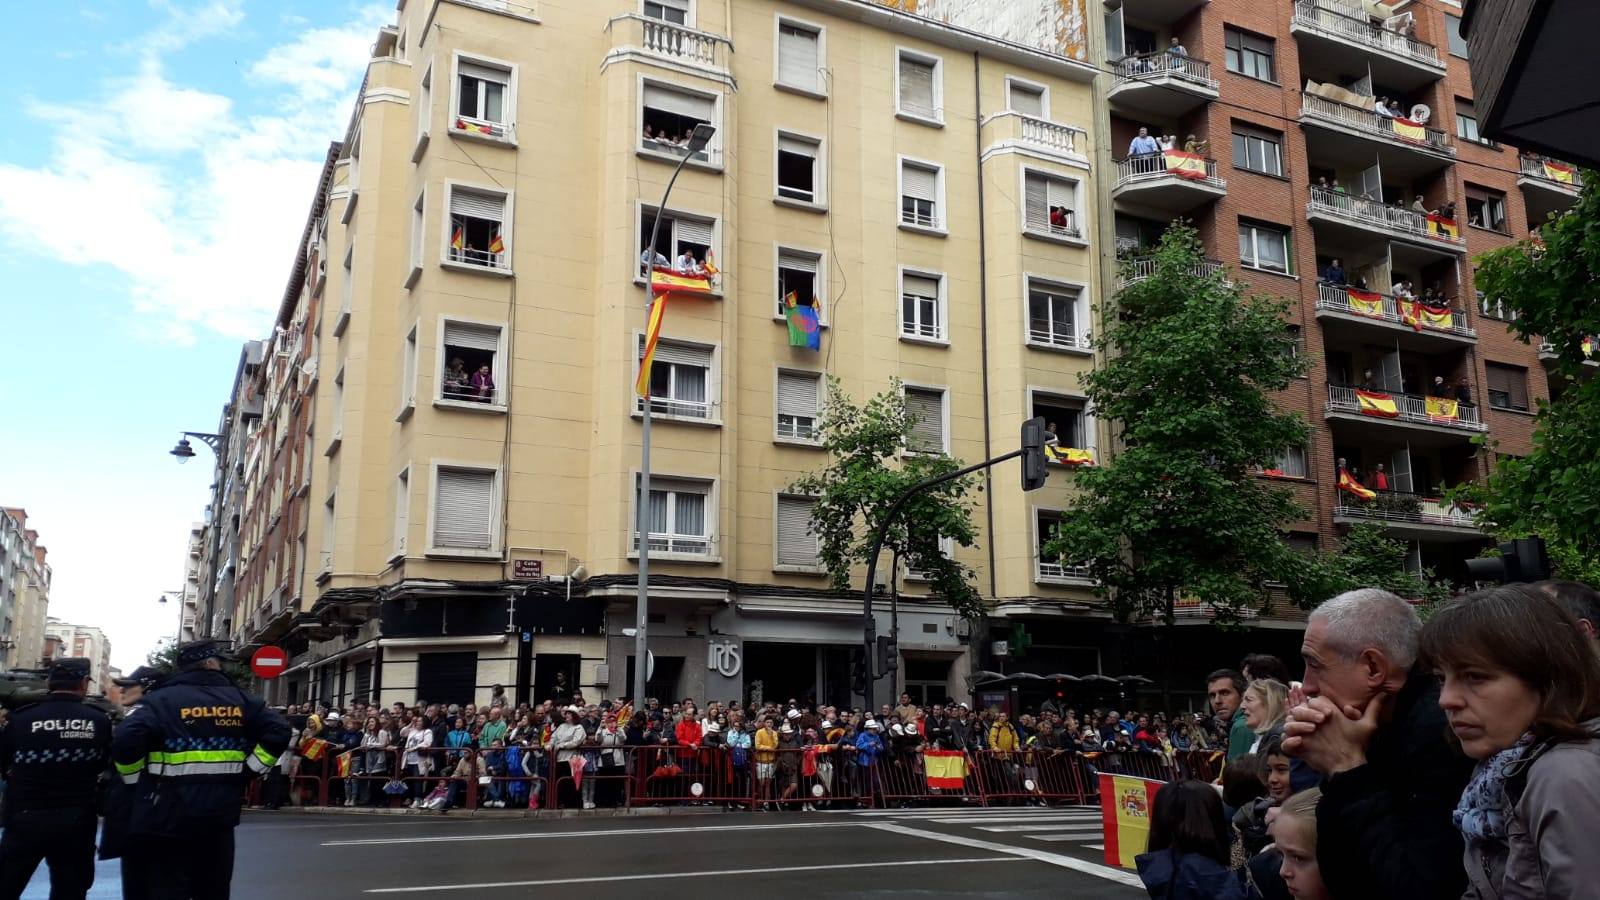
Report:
850,805,1108,853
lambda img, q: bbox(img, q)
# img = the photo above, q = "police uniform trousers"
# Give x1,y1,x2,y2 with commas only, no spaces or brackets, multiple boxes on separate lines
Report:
140,828,235,900
0,806,98,900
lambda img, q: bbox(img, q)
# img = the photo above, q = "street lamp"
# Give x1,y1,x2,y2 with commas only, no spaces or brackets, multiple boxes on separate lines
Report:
634,122,716,709
169,431,222,464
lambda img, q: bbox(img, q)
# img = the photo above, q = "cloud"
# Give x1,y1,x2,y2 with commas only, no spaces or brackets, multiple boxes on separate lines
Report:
0,2,391,342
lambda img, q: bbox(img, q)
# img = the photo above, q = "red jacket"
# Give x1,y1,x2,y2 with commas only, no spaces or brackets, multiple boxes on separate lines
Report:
674,719,703,758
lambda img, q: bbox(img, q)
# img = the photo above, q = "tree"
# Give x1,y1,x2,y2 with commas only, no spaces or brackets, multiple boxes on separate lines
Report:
1320,523,1451,608
1044,225,1323,624
1462,177,1600,579
146,637,255,690
789,378,986,619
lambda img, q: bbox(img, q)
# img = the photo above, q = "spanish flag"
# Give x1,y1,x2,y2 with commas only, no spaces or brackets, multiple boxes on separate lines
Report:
1425,396,1459,421
1584,336,1595,358
455,118,499,137
635,296,668,397
1401,299,1422,331
1338,469,1377,501
336,751,354,778
298,737,331,761
1418,302,1454,330
649,266,716,299
1356,389,1400,418
1046,445,1096,466
1099,774,1163,869
1162,150,1208,180
1391,117,1427,143
1426,214,1459,239
450,226,464,251
1347,288,1385,318
488,232,504,254
702,250,719,277
1543,161,1576,184
923,750,968,789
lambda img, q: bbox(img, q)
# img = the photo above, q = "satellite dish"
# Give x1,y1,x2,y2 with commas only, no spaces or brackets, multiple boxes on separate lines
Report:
1409,103,1431,124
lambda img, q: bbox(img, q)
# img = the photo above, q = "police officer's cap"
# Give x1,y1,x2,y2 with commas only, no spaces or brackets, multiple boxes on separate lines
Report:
48,657,92,682
176,639,234,667
113,665,164,689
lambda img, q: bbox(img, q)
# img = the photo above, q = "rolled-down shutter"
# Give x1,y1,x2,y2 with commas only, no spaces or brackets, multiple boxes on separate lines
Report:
433,468,494,549
1009,84,1043,116
777,249,819,274
778,25,819,90
902,164,937,201
1047,178,1075,212
902,274,939,301
777,135,817,159
458,61,509,86
899,57,935,114
904,388,944,451
443,321,500,352
639,336,711,368
449,188,505,221
1024,173,1048,226
775,371,819,420
673,216,714,249
775,496,819,566
642,84,714,120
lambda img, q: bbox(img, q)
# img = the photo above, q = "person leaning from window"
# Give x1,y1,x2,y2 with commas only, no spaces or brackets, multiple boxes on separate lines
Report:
470,364,494,403
1322,258,1347,286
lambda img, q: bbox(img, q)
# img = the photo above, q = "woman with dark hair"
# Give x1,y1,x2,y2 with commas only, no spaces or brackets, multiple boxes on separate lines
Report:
1421,584,1600,898
1135,779,1251,899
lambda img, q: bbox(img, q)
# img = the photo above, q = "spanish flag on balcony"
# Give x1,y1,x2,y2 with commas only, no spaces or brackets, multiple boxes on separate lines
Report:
923,750,968,789
1425,396,1459,422
1426,214,1459,239
1583,336,1595,358
649,265,715,299
1099,774,1163,869
635,296,668,398
1047,445,1096,466
1418,301,1454,330
1162,150,1208,180
1391,117,1428,143
1356,389,1400,418
1347,288,1385,318
1543,161,1577,184
487,231,505,254
455,118,499,137
450,226,464,252
1338,469,1377,501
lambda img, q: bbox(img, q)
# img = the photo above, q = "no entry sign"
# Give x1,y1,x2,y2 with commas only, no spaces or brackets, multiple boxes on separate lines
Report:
251,645,288,680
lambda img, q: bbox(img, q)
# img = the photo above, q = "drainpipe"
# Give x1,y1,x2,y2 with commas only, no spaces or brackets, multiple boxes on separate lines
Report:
974,51,998,600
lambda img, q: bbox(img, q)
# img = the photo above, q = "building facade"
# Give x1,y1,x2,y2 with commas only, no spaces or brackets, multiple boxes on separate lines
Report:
43,618,112,694
0,508,50,671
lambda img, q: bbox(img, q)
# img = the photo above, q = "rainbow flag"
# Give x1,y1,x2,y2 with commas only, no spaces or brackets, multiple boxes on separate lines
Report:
1046,445,1095,466
1425,396,1459,421
1356,389,1399,418
1426,214,1459,239
649,266,715,299
923,750,967,789
1099,774,1163,869
1543,161,1576,184
1338,469,1376,501
1162,150,1208,180
1391,117,1427,143
1347,288,1385,318
635,296,668,397
785,292,821,351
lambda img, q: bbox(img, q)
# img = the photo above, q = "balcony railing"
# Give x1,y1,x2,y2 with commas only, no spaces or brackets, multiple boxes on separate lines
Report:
1307,187,1465,248
447,246,511,272
608,13,728,71
1326,384,1486,431
1315,282,1474,337
1023,206,1083,241
636,395,718,421
634,534,716,556
1018,114,1084,156
1110,53,1217,91
1519,155,1584,189
1116,256,1224,291
1301,92,1454,155
900,206,944,230
441,382,503,406
1335,493,1480,529
1028,322,1091,351
639,134,716,165
1037,560,1093,582
1291,0,1442,69
1115,153,1226,191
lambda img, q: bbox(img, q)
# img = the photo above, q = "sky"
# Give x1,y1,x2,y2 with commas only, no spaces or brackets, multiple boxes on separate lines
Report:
0,0,391,671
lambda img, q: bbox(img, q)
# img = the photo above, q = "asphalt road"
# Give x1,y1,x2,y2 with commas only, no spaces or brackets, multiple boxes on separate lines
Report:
17,806,1146,899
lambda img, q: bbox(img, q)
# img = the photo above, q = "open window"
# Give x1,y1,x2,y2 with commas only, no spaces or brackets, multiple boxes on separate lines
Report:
641,82,716,163
1035,509,1089,582
899,160,943,229
1023,171,1079,239
900,271,945,342
452,58,513,141
439,320,503,407
634,476,714,557
1031,392,1092,459
446,186,510,271
776,133,821,204
639,208,716,276
776,248,822,317
637,337,715,421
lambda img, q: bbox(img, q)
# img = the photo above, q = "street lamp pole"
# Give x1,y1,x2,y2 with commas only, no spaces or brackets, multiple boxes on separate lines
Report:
633,123,716,709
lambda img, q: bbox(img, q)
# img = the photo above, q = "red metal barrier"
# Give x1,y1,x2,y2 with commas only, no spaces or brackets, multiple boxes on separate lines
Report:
971,749,1095,806
875,748,982,808
626,746,753,809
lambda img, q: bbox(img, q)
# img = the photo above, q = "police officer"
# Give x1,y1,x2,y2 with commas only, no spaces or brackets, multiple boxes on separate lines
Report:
0,657,112,900
112,640,289,899
100,666,165,900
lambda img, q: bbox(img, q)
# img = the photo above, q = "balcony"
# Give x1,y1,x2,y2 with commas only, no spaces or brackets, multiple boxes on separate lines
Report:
1306,187,1464,256
1315,282,1475,348
1325,384,1486,443
1518,155,1583,223
1538,337,1599,368
983,112,1089,167
634,395,720,424
1036,560,1094,585
1023,206,1084,243
1108,54,1218,117
1300,90,1454,171
1290,0,1445,90
632,534,718,560
1334,492,1484,541
604,13,730,77
1112,153,1226,211
1115,256,1225,293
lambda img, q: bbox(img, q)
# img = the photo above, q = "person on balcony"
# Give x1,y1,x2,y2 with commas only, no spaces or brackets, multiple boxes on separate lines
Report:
1454,378,1474,408
1323,258,1347,286
1393,280,1415,302
471,364,495,402
1367,464,1389,492
1359,370,1378,392
1128,127,1160,157
1166,37,1188,63
1430,376,1452,399
639,247,669,276
1159,133,1177,152
1374,96,1397,118
1183,134,1207,154
443,358,469,399
1411,195,1430,214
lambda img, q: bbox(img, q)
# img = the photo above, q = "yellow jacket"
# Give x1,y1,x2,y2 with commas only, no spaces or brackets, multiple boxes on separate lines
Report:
988,722,1019,755
754,727,779,763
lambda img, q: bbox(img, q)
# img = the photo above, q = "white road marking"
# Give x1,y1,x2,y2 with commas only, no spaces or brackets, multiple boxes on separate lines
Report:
325,822,852,847
864,822,1143,888
927,815,1097,824
1086,842,1105,851
847,806,1096,817
1030,834,1105,843
976,824,1104,834
365,857,1015,892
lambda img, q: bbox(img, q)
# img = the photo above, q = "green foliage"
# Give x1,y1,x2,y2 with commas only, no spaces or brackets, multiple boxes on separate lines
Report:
789,378,985,618
1318,523,1451,607
1465,172,1600,579
146,637,255,690
1044,225,1321,623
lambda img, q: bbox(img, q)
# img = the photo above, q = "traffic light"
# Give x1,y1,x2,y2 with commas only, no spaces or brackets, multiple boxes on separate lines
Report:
849,649,867,696
875,634,899,678
1021,416,1048,491
1465,537,1551,585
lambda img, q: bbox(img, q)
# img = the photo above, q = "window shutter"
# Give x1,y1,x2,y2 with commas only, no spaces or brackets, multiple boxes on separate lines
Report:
673,217,715,247
904,389,944,451
449,188,505,221
902,274,939,300
443,321,500,352
433,469,494,549
1024,173,1047,226
458,61,509,85
777,249,818,274
1009,84,1043,116
777,135,816,159
775,371,819,419
899,56,935,114
902,164,937,201
778,25,819,90
775,496,819,566
640,336,710,368
1047,178,1074,211
642,84,713,119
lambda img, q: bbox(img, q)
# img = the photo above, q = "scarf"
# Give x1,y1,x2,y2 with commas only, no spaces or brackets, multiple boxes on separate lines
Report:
1452,732,1534,845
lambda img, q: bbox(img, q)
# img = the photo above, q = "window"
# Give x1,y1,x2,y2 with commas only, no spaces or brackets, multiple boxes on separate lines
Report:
439,320,503,406
1466,187,1508,233
906,536,956,581
776,133,821,204
776,248,822,317
639,208,716,276
1027,279,1085,350
400,324,418,414
1023,171,1079,238
775,495,821,568
1007,78,1046,117
393,469,410,557
1224,28,1275,82
416,65,432,150
900,271,945,342
896,51,941,122
1445,14,1468,58
637,337,714,419
1270,446,1308,478
1455,98,1486,143
1485,363,1529,411
1231,125,1283,177
1478,291,1518,322
331,367,345,442
641,83,716,163
775,370,822,441
903,386,947,453
320,495,335,572
1031,393,1090,452
776,20,822,93
1239,219,1292,274
446,185,510,271
432,466,497,552
453,58,512,138
643,0,689,25
899,160,942,229
407,190,425,285
635,477,713,556
1035,510,1087,580
1284,532,1318,556
336,246,353,333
